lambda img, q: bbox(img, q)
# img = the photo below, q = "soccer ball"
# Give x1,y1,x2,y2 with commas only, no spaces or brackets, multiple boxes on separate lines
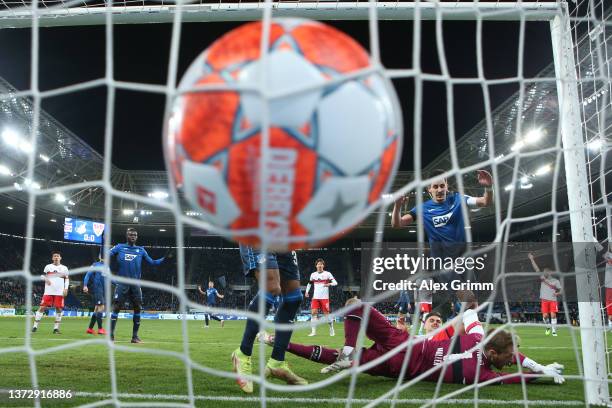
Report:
165,18,402,249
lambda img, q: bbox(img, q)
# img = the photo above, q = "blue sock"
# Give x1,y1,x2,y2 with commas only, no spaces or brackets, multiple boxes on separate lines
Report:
271,288,303,361
111,312,118,335
132,313,141,337
240,292,275,356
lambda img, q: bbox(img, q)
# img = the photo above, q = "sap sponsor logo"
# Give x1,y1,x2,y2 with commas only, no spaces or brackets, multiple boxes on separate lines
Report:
432,211,453,228
124,254,137,261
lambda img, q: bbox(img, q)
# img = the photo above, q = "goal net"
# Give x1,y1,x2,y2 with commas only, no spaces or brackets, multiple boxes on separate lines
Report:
0,0,610,407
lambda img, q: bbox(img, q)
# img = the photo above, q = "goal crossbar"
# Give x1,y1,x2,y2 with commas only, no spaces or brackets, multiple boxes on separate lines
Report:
0,2,561,28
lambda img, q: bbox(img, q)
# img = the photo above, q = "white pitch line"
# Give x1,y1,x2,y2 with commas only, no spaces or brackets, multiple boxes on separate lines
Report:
0,390,583,406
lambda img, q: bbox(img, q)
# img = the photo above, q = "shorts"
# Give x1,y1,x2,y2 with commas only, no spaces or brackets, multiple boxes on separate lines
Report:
40,295,64,309
419,303,432,313
540,299,558,314
92,289,105,306
311,298,330,313
606,288,612,316
113,284,143,306
239,245,300,281
397,302,410,314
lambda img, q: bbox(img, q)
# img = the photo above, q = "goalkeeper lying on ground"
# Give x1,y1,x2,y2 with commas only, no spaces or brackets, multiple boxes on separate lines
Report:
259,296,565,385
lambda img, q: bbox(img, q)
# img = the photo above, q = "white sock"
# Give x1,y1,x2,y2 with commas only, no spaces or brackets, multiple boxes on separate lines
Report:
342,346,354,356
33,311,43,327
311,315,317,333
608,320,612,328
551,318,557,332
54,312,63,330
328,315,334,329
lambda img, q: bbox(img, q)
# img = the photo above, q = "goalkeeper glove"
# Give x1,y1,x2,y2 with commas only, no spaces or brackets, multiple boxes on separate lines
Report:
542,363,565,384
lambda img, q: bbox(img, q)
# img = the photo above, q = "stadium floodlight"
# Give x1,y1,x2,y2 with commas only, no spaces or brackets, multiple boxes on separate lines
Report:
23,179,41,190
6,206,13,210
50,218,56,222
534,163,552,176
13,182,22,191
54,193,66,202
67,200,76,206
140,210,152,215
39,154,50,162
63,205,72,213
504,184,514,191
2,128,32,153
122,209,135,215
510,140,524,151
0,164,12,176
159,229,166,232
587,138,603,151
148,191,169,200
186,211,202,216
524,128,544,144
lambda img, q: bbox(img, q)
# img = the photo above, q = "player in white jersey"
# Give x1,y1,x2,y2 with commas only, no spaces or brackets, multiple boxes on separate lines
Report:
414,275,434,335
528,253,562,336
603,248,612,330
32,251,69,334
305,259,337,336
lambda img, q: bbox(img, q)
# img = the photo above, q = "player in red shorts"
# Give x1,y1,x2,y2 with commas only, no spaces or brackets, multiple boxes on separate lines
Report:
528,253,562,336
603,248,612,330
305,258,337,336
32,251,69,334
262,296,565,385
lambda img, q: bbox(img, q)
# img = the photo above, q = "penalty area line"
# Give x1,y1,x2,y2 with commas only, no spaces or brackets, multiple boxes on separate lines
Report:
41,391,584,405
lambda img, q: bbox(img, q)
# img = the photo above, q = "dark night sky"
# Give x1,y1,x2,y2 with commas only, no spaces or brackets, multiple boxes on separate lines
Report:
0,19,554,171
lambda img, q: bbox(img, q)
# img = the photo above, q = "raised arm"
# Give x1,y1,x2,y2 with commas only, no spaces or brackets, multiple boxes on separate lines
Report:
197,285,205,295
527,253,541,273
391,196,414,228
472,170,494,208
305,278,312,298
143,249,165,266
216,291,225,299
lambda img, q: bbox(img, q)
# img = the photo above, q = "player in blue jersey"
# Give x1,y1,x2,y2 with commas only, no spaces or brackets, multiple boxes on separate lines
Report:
231,245,306,393
391,169,493,244
198,281,225,328
394,290,412,330
108,228,169,343
83,256,107,335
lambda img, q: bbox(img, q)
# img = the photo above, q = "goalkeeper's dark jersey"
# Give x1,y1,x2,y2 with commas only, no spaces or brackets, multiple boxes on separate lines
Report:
109,243,164,280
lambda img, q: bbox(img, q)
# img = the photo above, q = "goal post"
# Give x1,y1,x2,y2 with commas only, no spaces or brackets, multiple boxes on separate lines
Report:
550,8,609,406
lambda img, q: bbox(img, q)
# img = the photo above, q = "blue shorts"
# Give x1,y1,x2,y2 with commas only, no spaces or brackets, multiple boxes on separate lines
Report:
113,284,143,306
92,289,105,306
397,302,410,314
239,245,300,281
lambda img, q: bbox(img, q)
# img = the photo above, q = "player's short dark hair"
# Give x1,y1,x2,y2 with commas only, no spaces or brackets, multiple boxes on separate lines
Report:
126,227,138,233
51,250,61,256
485,329,516,353
315,258,325,266
426,311,443,321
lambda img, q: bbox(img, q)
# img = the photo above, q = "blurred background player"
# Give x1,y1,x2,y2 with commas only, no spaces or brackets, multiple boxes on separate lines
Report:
108,228,169,343
394,290,412,330
83,255,107,335
198,281,225,328
232,245,306,393
414,276,433,335
305,258,337,337
528,253,562,336
32,251,69,334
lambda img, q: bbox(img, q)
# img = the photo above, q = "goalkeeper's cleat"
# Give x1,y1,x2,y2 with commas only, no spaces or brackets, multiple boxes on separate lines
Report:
97,328,107,335
552,331,558,337
86,328,95,335
255,331,274,346
265,359,308,386
131,336,143,344
545,328,551,336
31,326,37,333
53,329,61,334
321,352,354,374
231,348,253,393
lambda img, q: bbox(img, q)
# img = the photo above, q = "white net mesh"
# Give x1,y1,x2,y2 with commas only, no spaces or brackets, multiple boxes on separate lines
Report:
0,0,611,407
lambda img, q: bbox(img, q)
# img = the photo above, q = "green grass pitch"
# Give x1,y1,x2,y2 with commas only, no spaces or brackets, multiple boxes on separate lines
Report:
0,316,605,407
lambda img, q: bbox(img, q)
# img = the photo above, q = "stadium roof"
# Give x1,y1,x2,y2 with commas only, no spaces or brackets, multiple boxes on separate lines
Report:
0,7,610,240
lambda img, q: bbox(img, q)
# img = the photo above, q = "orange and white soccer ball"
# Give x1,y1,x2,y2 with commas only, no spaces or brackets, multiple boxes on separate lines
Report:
165,18,402,249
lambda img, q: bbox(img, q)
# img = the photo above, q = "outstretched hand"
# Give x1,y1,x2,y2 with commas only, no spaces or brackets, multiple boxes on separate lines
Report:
476,170,493,187
542,363,565,384
164,249,175,260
